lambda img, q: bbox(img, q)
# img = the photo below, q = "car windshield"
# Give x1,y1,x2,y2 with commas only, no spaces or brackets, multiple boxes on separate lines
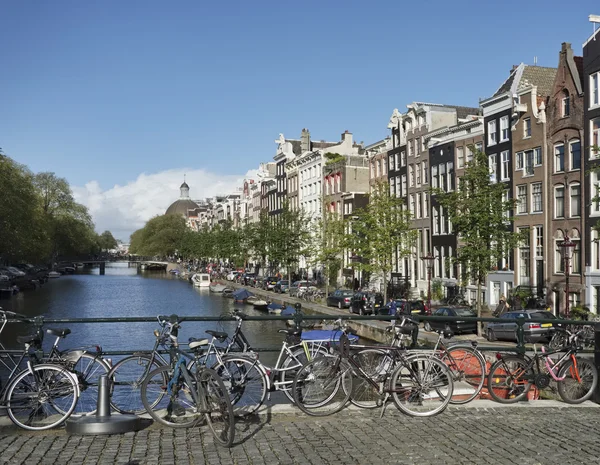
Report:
454,308,475,316
279,281,289,285
530,311,555,320
341,290,354,296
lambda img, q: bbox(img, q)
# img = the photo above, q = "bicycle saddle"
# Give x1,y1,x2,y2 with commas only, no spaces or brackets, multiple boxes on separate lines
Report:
46,328,71,338
17,334,42,345
188,338,209,349
206,330,228,342
278,328,301,336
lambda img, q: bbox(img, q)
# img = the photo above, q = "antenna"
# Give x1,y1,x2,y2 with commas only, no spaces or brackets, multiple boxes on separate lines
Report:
592,15,600,40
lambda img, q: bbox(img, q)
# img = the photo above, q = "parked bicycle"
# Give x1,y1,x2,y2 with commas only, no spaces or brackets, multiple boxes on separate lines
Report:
488,328,598,404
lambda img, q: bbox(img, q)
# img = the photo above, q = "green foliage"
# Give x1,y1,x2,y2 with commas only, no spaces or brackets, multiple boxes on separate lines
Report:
570,306,590,321
324,152,345,166
129,214,187,257
98,230,118,251
431,279,444,301
348,181,417,300
313,210,347,293
435,145,522,335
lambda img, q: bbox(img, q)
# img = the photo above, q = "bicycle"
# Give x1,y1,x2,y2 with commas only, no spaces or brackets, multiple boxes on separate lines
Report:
140,335,235,447
549,324,595,351
0,309,80,430
487,329,598,404
292,322,455,418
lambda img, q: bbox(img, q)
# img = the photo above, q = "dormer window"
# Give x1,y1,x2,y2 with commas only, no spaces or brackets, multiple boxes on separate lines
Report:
562,90,570,117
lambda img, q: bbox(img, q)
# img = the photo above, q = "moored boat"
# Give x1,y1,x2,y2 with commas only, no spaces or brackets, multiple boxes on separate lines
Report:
209,283,227,293
191,273,211,288
251,299,269,310
48,271,61,278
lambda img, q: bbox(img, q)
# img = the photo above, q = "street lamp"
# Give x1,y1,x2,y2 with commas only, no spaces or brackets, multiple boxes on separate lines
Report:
421,254,435,313
557,236,576,318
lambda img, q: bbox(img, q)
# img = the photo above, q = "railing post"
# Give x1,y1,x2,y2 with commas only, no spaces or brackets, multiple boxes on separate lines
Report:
594,323,600,403
515,317,526,354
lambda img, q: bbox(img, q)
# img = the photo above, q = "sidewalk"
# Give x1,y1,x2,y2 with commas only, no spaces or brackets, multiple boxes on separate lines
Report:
1,401,599,465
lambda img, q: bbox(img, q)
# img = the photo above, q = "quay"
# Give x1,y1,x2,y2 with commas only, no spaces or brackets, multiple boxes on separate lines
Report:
0,401,598,464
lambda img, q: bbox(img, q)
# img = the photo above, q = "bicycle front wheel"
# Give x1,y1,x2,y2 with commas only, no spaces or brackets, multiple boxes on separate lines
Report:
292,356,351,416
347,349,391,409
440,346,486,405
390,355,454,417
109,354,166,414
279,346,329,403
198,368,235,447
216,356,267,416
487,356,532,404
141,366,202,428
70,353,110,416
557,357,598,404
6,364,79,431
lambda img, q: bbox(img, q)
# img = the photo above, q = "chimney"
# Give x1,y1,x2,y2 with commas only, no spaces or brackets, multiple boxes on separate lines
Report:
300,128,311,153
341,130,353,145
510,64,519,75
561,42,571,52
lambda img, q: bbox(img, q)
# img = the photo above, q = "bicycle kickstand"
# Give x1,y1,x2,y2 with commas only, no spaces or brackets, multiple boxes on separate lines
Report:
379,392,390,419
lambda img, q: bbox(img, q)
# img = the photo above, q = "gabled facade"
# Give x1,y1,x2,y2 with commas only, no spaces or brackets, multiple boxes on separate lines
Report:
584,19,600,313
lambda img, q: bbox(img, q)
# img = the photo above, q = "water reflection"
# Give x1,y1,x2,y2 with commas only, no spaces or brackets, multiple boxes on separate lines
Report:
0,262,284,365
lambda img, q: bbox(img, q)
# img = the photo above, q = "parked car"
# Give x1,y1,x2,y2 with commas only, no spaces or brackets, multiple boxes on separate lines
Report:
407,299,431,316
486,310,557,343
289,280,310,297
264,277,278,291
350,291,384,315
326,289,354,309
424,306,477,334
274,280,290,293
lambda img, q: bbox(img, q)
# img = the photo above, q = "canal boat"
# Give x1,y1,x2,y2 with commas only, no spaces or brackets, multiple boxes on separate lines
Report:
250,298,269,310
209,283,227,293
191,273,211,288
48,271,61,278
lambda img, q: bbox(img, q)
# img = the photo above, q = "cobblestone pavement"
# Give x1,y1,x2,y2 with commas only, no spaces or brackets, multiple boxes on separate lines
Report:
1,402,600,465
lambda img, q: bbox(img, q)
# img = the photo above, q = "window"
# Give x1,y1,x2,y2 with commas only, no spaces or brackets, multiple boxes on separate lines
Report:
517,185,527,214
431,166,438,189
500,116,509,142
489,154,497,183
409,140,414,157
591,72,599,107
519,227,530,284
516,151,524,170
416,163,421,186
572,238,581,274
409,194,415,216
394,153,399,171
562,90,570,117
388,154,394,172
401,151,406,167
415,193,421,218
555,239,565,273
422,161,428,183
535,226,543,258
466,145,474,163
439,164,447,191
570,184,581,218
401,174,407,196
523,118,532,138
570,141,581,170
534,147,542,166
592,119,600,158
457,146,464,168
395,176,401,197
376,160,381,177
433,206,439,234
415,137,421,156
423,193,429,218
447,162,454,191
525,150,534,176
501,151,510,180
488,120,497,145
555,185,565,218
409,164,415,187
592,171,600,215
531,183,542,213
593,230,600,272
475,142,483,153
555,145,564,172
389,177,395,196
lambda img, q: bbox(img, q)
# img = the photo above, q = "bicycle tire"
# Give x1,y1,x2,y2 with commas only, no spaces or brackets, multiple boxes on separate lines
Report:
279,346,329,403
109,354,167,414
6,364,79,431
292,356,351,416
487,356,532,404
441,346,486,405
548,329,568,351
215,356,267,416
141,365,203,428
390,354,454,417
68,353,110,416
346,349,391,409
557,357,598,404
198,368,235,447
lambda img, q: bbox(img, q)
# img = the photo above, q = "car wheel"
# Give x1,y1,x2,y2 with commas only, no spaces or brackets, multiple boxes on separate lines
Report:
424,322,432,332
487,329,497,342
338,302,342,309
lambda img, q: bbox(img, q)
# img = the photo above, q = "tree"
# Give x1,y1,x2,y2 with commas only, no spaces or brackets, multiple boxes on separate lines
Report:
435,145,521,336
313,210,347,296
247,210,272,275
98,230,118,251
129,214,187,257
350,181,417,301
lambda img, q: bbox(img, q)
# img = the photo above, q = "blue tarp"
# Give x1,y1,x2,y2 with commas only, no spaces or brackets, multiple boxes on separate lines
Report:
301,329,359,343
232,289,254,300
280,306,296,316
267,302,284,311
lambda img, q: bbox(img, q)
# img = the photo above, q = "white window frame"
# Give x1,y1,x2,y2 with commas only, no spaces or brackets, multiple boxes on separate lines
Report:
591,118,600,159
562,90,570,117
570,183,581,218
488,120,497,146
500,116,509,142
457,146,464,168
517,185,527,214
516,151,524,170
534,147,542,166
554,144,565,173
534,225,543,258
489,154,497,183
591,72,599,108
592,170,600,217
422,161,428,184
499,150,509,180
523,118,532,138
531,183,542,213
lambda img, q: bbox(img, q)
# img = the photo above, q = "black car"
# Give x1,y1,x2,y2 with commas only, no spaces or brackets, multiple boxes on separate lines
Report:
424,306,477,334
326,289,354,309
350,291,384,315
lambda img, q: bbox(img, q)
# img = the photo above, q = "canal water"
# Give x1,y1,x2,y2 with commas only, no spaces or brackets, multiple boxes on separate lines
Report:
0,262,285,366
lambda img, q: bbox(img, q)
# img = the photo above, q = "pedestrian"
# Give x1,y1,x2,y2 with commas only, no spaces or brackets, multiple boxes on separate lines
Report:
389,298,397,316
493,295,509,317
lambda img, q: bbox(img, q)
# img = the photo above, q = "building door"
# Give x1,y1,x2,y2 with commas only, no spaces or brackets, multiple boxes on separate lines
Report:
535,259,544,297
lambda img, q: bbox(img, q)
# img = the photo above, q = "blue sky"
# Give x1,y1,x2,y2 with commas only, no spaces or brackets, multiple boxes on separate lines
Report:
1,1,598,238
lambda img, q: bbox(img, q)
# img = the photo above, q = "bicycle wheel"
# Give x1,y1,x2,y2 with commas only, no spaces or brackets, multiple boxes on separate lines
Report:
69,353,110,416
292,356,351,416
215,356,267,416
548,330,568,351
347,349,391,409
390,354,454,417
440,346,486,405
279,346,329,403
198,368,235,447
487,356,532,404
6,364,79,431
141,365,202,428
109,354,167,414
557,357,598,404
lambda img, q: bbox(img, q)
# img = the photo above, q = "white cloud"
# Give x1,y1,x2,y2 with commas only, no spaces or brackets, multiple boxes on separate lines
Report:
73,168,254,241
